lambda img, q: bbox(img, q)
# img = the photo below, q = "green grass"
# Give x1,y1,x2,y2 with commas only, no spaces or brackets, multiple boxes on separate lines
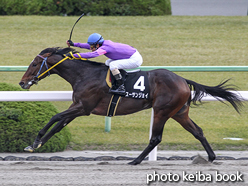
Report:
0,16,248,151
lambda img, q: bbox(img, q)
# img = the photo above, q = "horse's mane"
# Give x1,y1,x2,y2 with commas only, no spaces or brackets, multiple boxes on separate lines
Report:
39,47,78,56
39,47,105,67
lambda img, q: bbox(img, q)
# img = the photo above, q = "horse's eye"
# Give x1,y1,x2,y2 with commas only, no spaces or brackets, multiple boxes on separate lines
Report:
32,63,37,67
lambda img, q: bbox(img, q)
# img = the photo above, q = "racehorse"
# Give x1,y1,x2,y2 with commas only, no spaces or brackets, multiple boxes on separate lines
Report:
19,47,243,165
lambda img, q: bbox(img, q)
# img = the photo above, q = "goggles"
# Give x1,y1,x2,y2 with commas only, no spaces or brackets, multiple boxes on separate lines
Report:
90,45,96,50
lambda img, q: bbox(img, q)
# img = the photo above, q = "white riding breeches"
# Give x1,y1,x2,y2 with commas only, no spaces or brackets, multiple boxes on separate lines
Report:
105,50,143,71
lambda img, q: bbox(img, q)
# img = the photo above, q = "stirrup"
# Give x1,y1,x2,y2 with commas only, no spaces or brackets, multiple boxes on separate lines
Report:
109,85,126,96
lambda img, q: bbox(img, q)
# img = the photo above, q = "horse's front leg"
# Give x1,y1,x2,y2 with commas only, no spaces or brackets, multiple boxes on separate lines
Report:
25,102,85,152
24,113,65,152
38,116,76,148
34,114,64,147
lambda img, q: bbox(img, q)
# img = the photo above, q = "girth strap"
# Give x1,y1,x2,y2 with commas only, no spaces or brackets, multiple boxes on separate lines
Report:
107,95,121,117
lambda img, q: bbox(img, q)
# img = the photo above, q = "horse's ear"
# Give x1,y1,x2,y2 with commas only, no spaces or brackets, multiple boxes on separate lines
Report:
43,52,53,58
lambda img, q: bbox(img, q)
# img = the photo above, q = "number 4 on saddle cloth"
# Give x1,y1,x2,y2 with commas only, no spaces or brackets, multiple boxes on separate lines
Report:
105,69,150,117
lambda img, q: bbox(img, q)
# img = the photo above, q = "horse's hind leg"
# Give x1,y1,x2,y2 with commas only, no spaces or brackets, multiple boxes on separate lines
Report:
172,105,216,162
129,115,168,165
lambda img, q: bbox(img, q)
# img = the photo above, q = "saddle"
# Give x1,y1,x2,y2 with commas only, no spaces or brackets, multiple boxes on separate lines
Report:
106,69,150,99
105,69,150,117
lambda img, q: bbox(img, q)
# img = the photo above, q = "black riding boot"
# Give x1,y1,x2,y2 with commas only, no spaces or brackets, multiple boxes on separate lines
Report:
109,73,126,96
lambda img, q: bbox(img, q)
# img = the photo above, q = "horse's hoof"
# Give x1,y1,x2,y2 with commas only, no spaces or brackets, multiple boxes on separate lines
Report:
24,146,34,153
128,160,139,165
33,141,42,149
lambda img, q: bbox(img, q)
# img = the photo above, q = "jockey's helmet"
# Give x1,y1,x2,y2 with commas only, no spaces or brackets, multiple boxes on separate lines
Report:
87,33,104,45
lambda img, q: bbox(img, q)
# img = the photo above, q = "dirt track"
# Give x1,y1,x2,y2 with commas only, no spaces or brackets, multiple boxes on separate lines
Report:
0,158,247,185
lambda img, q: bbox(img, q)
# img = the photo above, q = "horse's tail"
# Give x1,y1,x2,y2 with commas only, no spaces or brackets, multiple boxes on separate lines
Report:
185,78,243,113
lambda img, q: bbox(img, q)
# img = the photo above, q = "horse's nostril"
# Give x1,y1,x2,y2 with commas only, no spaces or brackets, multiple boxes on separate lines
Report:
19,81,24,87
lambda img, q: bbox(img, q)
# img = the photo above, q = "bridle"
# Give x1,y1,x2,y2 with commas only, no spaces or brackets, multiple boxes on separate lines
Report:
28,54,69,86
28,54,51,86
36,55,51,78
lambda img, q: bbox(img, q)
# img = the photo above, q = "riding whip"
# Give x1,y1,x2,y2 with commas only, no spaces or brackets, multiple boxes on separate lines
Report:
69,13,85,41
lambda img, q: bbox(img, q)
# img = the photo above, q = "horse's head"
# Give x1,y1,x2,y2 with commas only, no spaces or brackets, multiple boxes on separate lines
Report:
19,47,76,89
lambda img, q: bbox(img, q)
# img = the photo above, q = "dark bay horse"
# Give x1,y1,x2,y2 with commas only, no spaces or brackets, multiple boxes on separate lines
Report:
19,47,243,165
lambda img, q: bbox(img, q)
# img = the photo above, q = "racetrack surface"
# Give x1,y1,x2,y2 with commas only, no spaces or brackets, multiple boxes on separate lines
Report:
0,150,248,185
0,159,247,185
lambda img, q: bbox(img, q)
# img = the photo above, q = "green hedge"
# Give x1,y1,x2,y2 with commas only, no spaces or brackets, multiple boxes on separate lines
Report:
0,0,171,16
0,83,71,152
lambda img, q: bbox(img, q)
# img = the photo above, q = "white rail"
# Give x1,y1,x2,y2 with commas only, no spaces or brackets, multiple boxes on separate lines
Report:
1,91,248,101
0,91,72,101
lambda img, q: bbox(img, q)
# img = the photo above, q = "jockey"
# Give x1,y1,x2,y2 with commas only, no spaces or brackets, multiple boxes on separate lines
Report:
66,33,143,96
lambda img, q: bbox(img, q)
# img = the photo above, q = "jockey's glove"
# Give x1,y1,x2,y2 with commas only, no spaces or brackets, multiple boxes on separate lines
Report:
64,52,75,60
67,40,74,46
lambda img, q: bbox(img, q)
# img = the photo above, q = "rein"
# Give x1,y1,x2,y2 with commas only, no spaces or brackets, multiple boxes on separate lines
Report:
36,55,69,79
